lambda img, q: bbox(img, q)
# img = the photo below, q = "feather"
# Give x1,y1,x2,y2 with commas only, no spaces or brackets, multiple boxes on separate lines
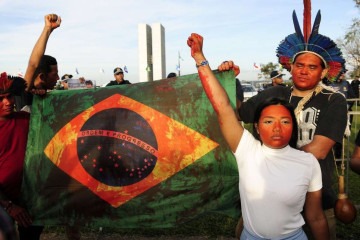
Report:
292,10,304,43
0,72,13,94
310,10,321,39
0,72,26,95
276,33,305,70
303,0,312,43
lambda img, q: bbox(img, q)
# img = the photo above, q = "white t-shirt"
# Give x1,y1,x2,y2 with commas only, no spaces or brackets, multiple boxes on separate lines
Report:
234,130,322,239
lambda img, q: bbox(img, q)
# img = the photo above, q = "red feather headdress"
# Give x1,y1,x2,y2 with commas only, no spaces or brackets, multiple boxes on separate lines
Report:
0,72,27,95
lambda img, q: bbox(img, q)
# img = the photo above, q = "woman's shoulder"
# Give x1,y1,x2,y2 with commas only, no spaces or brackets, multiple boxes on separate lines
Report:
289,147,317,162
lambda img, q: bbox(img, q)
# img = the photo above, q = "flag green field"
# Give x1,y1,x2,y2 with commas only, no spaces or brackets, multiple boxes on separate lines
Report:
21,70,241,227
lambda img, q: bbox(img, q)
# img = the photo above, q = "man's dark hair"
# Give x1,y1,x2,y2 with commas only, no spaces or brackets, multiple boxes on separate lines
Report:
293,52,326,69
252,97,298,148
34,55,57,76
85,80,93,85
167,72,177,78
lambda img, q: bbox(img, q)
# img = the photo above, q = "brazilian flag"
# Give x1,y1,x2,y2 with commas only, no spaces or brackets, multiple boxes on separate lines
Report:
21,71,240,227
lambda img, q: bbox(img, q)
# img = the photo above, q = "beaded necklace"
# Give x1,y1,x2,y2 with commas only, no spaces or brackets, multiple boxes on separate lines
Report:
289,84,324,125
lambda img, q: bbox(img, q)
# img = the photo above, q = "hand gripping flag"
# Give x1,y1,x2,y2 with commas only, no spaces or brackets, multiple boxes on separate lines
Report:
21,70,240,227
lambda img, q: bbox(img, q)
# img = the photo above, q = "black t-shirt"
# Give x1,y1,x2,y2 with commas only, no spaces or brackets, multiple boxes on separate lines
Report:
239,85,348,209
106,80,131,86
350,79,360,97
14,91,33,111
236,79,244,102
355,130,360,147
264,83,285,89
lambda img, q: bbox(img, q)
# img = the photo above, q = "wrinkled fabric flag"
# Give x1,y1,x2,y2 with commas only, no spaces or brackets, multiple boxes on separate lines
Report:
21,70,240,227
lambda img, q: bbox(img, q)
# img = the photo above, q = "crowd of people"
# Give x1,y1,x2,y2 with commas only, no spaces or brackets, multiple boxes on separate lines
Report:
1,2,360,240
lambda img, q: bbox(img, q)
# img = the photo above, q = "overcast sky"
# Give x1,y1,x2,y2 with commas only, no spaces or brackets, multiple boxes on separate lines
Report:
0,0,358,86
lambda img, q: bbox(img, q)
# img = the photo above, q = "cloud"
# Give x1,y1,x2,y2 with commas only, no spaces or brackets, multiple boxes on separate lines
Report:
0,0,358,85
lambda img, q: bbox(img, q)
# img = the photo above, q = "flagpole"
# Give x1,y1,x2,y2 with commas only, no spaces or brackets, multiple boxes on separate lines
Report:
178,51,181,76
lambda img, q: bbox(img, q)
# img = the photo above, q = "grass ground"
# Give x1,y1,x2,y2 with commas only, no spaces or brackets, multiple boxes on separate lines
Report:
41,213,239,239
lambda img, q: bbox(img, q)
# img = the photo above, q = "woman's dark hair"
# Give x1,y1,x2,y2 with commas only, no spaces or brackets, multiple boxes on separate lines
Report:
252,97,298,148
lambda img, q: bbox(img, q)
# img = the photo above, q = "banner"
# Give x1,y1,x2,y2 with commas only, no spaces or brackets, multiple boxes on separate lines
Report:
21,70,240,227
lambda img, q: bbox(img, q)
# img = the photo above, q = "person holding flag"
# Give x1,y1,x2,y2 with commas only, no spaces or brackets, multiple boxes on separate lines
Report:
218,1,348,238
12,13,82,240
24,14,61,92
187,32,329,240
15,13,62,112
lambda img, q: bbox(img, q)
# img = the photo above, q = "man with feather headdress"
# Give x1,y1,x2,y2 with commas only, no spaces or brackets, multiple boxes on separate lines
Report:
221,1,347,239
0,14,62,239
0,72,44,239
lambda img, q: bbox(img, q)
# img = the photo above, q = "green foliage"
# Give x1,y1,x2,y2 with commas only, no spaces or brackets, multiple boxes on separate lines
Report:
258,62,279,79
354,0,360,8
337,2,360,78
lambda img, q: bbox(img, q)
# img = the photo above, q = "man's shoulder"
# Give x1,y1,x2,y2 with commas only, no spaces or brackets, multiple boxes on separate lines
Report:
106,81,117,86
263,83,273,89
259,85,291,98
315,88,347,107
351,79,360,85
321,88,346,99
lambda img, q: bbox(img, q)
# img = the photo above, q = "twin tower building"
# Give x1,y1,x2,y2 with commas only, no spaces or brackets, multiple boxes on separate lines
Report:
138,23,166,83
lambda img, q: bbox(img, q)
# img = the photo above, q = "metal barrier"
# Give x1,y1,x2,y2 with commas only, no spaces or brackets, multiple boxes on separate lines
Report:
340,98,360,196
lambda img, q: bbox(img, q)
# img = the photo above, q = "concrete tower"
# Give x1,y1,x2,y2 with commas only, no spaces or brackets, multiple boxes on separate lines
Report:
151,23,166,81
138,24,152,82
138,23,165,82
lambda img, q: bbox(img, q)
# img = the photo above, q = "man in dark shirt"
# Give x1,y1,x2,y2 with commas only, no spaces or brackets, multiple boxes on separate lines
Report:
226,4,347,239
106,67,131,86
264,70,285,89
350,75,360,99
351,129,360,175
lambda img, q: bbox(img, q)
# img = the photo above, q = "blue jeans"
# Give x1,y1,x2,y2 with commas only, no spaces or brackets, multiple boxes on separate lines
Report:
240,228,307,240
